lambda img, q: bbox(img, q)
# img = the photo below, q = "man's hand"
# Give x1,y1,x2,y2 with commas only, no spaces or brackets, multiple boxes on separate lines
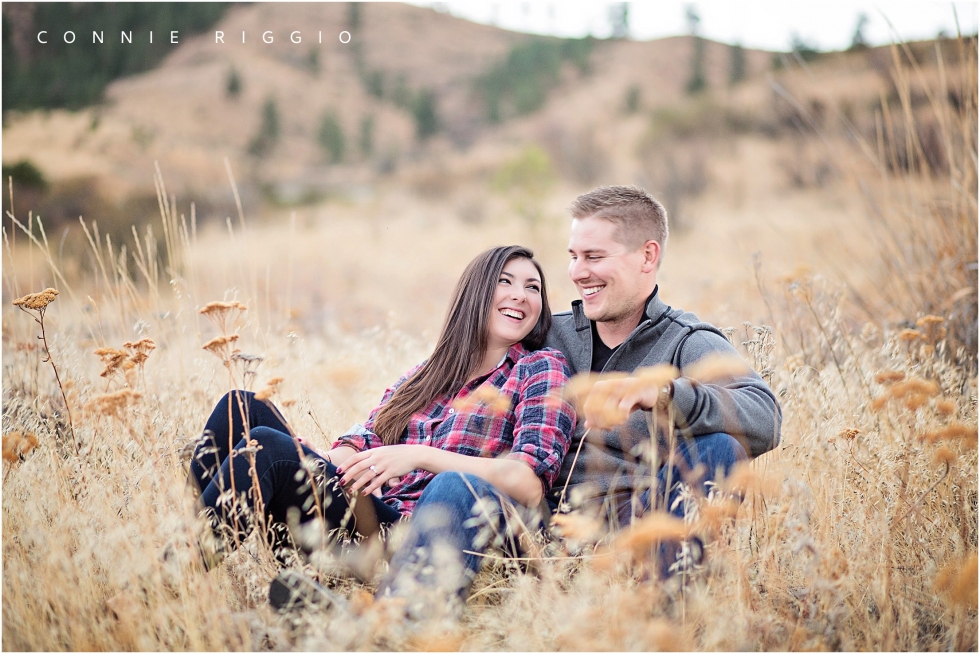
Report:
578,364,678,430
582,377,660,430
338,445,422,497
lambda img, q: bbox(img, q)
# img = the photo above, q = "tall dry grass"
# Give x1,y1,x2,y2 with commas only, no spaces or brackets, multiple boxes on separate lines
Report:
2,39,977,651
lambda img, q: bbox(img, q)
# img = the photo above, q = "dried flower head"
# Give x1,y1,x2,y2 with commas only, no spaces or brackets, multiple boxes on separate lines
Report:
838,427,860,441
934,554,978,608
94,347,131,378
84,388,143,420
611,512,691,558
922,423,977,448
875,370,906,385
916,315,947,343
935,398,957,416
684,353,752,383
453,384,512,415
695,498,740,535
12,287,59,312
932,446,956,468
199,301,248,333
2,431,38,464
551,512,603,542
202,334,240,362
123,338,156,367
326,364,363,390
255,376,285,402
898,329,923,342
721,461,781,495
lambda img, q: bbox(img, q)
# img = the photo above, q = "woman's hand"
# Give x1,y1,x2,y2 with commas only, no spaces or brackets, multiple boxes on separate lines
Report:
338,445,425,497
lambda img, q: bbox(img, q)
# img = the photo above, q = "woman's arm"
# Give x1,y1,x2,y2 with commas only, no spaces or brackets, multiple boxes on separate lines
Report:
339,445,543,506
340,350,576,507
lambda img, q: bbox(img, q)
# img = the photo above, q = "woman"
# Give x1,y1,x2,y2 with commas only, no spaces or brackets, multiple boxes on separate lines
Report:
189,245,575,562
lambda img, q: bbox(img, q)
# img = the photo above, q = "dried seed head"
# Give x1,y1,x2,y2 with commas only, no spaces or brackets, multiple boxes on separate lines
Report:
838,427,860,441
453,384,513,414
934,554,978,608
202,334,240,360
94,347,129,378
2,431,38,464
875,370,906,385
254,377,285,402
612,512,691,557
695,498,740,535
916,315,947,343
923,423,977,447
935,398,956,416
898,329,923,342
932,446,956,467
12,288,59,311
123,338,156,367
199,301,248,316
551,512,603,542
84,388,143,420
684,353,751,383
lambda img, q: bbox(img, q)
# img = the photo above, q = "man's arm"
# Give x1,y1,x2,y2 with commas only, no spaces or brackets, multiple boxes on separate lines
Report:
581,331,781,458
671,330,781,457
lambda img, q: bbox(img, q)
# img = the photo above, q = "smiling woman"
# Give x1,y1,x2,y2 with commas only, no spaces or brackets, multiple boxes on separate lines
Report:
187,245,575,587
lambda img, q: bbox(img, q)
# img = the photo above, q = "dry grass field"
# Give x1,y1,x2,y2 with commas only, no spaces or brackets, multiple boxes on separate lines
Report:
3,19,978,653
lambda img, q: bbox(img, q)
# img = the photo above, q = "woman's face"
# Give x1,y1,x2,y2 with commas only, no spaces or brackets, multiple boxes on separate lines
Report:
487,257,544,351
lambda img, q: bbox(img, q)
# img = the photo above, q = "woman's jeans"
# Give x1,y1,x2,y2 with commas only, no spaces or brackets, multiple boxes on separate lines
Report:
189,390,401,551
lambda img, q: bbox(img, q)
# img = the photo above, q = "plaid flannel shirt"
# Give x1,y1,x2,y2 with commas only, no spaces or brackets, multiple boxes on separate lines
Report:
333,343,575,516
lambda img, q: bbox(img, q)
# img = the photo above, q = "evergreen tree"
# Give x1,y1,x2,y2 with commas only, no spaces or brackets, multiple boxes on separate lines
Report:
318,111,345,164
226,67,242,99
248,97,281,157
359,115,374,157
413,89,438,140
729,43,746,85
685,5,706,95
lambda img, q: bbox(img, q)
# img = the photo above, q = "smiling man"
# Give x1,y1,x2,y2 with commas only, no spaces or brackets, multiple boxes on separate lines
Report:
545,185,781,566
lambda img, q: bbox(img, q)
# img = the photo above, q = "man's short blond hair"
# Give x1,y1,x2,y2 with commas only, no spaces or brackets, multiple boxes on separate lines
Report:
570,185,669,255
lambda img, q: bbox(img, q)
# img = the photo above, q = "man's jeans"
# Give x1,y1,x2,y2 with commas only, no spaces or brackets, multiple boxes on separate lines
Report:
190,390,401,550
379,432,746,606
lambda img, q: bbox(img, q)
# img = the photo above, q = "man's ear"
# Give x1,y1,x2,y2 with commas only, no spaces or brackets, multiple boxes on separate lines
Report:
640,240,660,272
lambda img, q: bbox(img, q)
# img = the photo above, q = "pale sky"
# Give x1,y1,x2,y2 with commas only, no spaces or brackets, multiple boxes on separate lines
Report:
408,1,978,51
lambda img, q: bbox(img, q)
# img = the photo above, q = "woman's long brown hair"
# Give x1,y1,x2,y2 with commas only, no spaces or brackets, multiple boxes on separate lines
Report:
372,246,552,445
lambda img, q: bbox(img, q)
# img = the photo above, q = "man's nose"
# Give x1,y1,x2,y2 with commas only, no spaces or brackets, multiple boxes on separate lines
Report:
569,257,588,281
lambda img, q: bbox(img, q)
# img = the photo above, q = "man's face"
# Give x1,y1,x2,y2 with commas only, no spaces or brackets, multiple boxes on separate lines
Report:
567,217,658,324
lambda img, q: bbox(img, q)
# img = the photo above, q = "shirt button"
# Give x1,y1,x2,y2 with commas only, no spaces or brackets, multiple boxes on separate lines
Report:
448,408,455,414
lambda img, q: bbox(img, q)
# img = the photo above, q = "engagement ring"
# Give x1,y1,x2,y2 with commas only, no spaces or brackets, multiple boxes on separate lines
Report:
369,465,378,474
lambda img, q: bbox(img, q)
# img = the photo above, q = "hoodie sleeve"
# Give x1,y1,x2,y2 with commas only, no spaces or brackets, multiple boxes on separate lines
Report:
668,330,782,458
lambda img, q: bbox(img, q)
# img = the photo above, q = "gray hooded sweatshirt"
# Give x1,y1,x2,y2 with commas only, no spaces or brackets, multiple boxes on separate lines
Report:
545,288,782,505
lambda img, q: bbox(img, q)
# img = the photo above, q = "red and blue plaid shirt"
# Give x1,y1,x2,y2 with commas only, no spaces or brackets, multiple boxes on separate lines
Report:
333,343,575,516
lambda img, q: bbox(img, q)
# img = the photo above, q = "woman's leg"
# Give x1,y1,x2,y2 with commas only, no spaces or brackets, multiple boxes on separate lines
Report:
199,426,401,550
189,390,292,494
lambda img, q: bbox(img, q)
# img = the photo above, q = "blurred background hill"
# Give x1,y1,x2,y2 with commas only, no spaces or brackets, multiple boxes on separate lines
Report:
2,2,976,344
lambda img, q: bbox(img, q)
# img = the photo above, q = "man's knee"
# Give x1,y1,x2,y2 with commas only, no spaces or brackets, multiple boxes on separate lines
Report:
693,432,747,477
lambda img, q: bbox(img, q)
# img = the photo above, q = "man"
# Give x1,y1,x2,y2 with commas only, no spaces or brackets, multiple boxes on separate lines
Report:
271,185,781,613
545,185,781,534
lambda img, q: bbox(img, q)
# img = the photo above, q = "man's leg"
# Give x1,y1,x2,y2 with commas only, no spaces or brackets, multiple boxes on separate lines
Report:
377,472,540,617
641,432,747,577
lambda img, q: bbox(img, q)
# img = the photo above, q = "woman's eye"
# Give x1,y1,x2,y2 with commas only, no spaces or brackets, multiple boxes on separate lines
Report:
527,284,540,292
499,277,511,284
